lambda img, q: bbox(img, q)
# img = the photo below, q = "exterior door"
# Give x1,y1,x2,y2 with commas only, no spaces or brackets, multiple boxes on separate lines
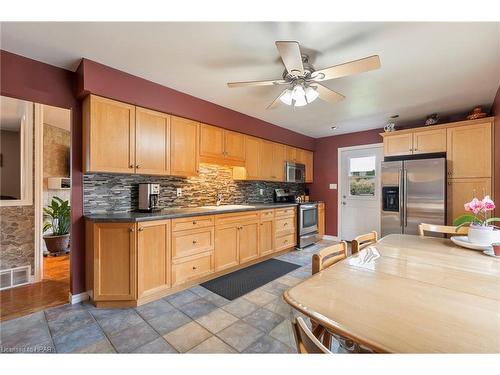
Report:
340,145,383,241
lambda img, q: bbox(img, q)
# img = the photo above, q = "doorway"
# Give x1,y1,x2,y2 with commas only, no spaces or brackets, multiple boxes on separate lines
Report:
338,144,383,241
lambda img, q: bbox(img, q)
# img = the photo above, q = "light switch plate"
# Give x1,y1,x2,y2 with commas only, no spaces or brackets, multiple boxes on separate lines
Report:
176,188,182,197
329,184,337,190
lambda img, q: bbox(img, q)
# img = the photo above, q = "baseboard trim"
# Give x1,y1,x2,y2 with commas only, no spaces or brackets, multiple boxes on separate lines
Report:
68,292,89,304
322,235,339,241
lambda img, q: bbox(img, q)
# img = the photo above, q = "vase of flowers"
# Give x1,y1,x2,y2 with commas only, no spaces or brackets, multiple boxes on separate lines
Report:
454,195,500,246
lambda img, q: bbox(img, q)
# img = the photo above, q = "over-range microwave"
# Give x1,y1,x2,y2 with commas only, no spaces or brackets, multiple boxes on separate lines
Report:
285,162,305,183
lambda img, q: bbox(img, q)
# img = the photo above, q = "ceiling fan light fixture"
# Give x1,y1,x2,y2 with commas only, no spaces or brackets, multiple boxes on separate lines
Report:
305,85,319,103
279,88,293,105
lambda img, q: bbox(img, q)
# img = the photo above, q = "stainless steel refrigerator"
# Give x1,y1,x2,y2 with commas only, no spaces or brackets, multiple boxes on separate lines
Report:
381,157,446,236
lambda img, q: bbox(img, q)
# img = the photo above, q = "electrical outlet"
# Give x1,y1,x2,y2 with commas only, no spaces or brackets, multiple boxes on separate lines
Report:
259,188,264,196
176,188,182,197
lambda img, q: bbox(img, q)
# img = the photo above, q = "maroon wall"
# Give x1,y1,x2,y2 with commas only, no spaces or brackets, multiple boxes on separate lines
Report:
77,59,315,150
1,50,85,295
308,129,383,236
492,85,500,209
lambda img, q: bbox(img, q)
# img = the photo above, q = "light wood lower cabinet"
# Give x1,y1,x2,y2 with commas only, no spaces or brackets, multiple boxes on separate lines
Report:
318,202,325,238
137,220,171,299
274,208,297,252
238,221,259,264
172,227,214,260
214,224,239,272
87,222,137,302
447,178,492,225
259,219,275,257
172,252,214,286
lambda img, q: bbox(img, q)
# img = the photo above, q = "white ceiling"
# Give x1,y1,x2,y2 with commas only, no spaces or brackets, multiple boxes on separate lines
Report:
1,22,499,137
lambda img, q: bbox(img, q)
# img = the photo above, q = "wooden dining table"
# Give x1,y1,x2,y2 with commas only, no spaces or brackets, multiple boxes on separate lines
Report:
283,234,500,353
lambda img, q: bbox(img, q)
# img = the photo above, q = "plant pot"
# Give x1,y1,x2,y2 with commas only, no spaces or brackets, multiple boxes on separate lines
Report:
43,233,70,255
468,225,500,246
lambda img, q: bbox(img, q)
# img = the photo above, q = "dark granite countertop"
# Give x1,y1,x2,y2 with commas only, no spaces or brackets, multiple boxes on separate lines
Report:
84,203,299,222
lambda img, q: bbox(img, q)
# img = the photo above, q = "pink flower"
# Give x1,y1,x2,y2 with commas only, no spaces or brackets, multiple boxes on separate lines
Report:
467,198,484,214
482,195,496,211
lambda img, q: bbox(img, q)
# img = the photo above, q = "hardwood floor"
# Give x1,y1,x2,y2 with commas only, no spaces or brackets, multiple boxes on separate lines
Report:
0,255,69,321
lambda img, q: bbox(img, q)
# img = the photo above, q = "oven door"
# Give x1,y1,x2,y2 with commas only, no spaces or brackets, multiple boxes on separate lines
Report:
285,162,305,183
299,204,318,235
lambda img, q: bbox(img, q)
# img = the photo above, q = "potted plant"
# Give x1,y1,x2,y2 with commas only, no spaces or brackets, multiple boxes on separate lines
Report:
43,196,70,255
454,195,500,245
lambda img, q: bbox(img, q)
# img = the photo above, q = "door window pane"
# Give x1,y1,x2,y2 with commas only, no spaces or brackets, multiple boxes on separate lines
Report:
349,156,376,196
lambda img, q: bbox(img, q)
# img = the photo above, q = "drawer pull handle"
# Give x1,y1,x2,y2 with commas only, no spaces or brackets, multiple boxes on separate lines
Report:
192,266,197,270
192,240,197,244
284,222,288,226
192,221,197,225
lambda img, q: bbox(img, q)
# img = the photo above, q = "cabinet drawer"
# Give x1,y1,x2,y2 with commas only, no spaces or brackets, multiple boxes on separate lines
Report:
172,252,213,286
275,207,296,218
172,215,214,232
259,209,275,220
172,227,214,259
275,217,295,236
275,234,296,251
214,211,260,226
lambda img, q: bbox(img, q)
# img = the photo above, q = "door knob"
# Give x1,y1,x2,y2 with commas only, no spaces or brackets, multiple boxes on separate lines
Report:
342,202,346,205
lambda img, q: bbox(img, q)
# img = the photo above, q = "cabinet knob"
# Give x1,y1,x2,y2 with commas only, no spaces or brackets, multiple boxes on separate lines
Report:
129,228,135,232
448,182,452,186
138,227,144,232
129,164,134,169
284,222,288,226
192,240,197,244
192,221,197,225
192,266,197,270
136,164,140,169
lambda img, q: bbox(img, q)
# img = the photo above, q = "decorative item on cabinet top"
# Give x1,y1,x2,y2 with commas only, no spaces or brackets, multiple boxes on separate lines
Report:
83,94,314,182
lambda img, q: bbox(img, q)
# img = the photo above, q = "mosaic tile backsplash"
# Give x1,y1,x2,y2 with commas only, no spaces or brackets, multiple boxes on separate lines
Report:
83,164,305,215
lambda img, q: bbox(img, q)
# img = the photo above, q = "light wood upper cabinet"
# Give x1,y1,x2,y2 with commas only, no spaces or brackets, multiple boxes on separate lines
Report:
238,221,259,264
304,150,314,183
447,122,492,178
91,222,137,301
214,224,239,272
199,123,225,160
272,143,286,181
286,146,299,162
383,133,413,157
199,124,246,166
135,107,170,175
260,140,275,181
413,128,446,154
170,116,199,177
137,220,171,299
84,95,136,173
243,136,261,180
447,178,491,225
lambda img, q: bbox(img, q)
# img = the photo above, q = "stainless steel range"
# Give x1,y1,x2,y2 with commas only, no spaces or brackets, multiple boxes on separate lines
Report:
274,189,320,249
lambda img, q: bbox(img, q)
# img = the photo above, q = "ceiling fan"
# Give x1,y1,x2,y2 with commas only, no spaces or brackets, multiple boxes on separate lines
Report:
227,41,381,109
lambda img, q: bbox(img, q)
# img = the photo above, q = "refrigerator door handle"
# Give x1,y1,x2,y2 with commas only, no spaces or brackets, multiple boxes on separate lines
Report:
398,168,404,231
404,168,408,228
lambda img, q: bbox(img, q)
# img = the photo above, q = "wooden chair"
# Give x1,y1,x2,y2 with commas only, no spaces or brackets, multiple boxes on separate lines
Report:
418,223,469,237
292,317,331,354
312,241,348,275
351,231,378,254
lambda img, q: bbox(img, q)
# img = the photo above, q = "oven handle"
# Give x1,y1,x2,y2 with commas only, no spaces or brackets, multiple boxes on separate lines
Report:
300,204,317,210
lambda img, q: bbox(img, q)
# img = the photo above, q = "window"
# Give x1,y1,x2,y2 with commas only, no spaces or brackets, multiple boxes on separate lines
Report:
349,156,376,197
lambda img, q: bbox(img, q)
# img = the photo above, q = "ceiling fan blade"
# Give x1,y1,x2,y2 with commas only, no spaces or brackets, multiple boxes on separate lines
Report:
275,41,304,77
314,83,345,103
311,55,381,82
227,79,287,88
266,90,286,110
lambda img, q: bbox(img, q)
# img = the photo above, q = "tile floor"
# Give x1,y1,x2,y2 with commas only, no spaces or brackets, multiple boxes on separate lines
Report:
0,240,343,354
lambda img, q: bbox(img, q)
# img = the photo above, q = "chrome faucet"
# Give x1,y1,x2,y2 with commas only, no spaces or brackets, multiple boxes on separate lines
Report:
216,192,223,206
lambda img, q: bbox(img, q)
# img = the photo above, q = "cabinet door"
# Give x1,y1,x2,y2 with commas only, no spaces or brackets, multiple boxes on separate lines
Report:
447,123,492,178
383,133,413,157
239,221,259,264
260,140,275,181
93,222,136,301
135,107,170,175
259,219,274,257
286,146,298,162
318,203,325,238
199,123,225,161
86,95,136,173
244,136,261,180
447,178,491,225
170,116,199,176
413,128,446,154
224,130,246,164
214,224,239,272
137,220,171,299
304,150,314,183
272,143,286,181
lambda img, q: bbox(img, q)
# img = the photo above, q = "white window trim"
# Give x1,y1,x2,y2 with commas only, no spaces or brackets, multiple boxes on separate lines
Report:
0,101,34,207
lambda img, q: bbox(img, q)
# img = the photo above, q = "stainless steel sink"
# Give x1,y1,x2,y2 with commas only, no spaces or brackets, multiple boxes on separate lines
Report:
200,204,255,211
